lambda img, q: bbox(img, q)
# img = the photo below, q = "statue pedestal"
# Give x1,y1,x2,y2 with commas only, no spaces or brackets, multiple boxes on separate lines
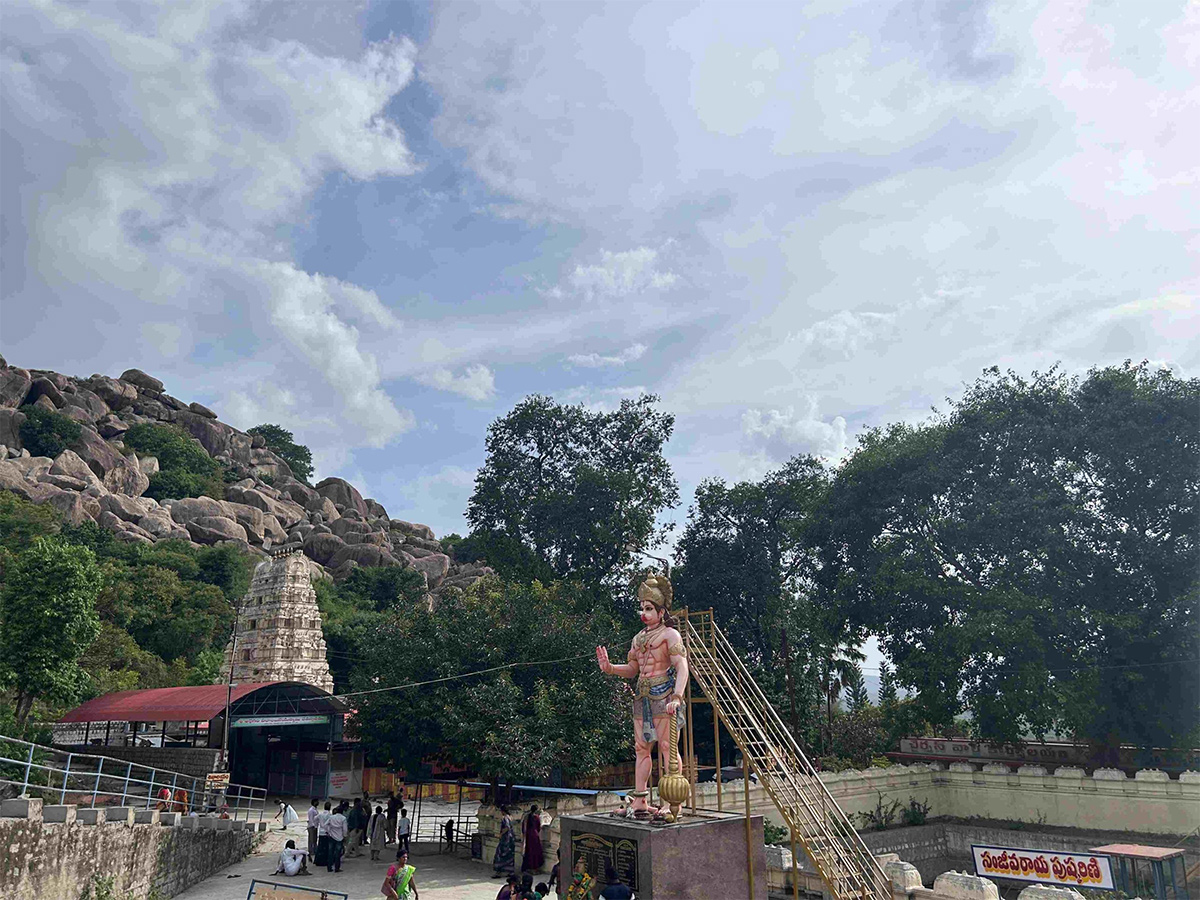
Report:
560,810,767,900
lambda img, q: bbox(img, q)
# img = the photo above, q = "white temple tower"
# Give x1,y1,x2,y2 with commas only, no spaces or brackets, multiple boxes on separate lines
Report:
219,549,334,693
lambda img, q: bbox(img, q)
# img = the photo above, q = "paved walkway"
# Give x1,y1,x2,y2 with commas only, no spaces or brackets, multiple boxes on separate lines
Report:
176,815,511,900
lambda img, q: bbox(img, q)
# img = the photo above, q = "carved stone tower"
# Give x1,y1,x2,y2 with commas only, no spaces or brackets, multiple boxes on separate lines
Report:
219,549,334,693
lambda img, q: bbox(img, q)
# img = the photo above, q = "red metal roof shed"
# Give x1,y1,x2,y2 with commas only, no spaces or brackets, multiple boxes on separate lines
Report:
59,683,280,723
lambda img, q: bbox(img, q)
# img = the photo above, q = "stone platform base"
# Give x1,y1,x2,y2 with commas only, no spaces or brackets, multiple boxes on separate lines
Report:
560,810,767,900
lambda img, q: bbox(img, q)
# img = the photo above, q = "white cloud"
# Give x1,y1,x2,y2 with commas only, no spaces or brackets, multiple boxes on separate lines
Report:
742,400,848,462
567,248,678,300
416,364,496,401
567,343,648,368
557,385,650,412
1,0,417,450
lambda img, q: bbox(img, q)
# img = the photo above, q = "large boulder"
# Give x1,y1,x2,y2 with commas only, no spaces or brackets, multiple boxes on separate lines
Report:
138,511,187,540
69,430,148,496
100,493,155,523
166,495,226,524
26,377,65,409
171,409,253,466
86,375,137,410
188,401,218,418
38,473,89,491
225,484,306,529
64,388,110,421
262,513,288,544
223,501,266,544
0,408,25,449
277,478,316,506
305,495,340,522
303,531,347,567
399,534,443,554
41,486,87,525
340,529,389,547
136,455,160,476
0,367,32,408
186,516,248,545
50,449,103,488
411,553,451,586
329,516,378,539
328,543,400,570
97,415,130,439
8,455,53,479
365,499,388,519
314,477,368,517
0,460,50,502
119,368,164,392
391,519,436,542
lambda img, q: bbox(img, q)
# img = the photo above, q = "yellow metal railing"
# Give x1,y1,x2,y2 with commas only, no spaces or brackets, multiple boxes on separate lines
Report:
682,609,892,900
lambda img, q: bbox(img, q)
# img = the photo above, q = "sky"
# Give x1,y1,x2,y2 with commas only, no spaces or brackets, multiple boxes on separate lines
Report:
3,0,1198,573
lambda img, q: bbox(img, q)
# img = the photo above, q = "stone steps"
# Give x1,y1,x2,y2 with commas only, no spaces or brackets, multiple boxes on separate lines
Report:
0,796,270,831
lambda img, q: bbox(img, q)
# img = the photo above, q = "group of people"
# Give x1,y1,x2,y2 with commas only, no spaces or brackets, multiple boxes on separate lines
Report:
496,852,635,900
269,792,420,883
491,804,546,879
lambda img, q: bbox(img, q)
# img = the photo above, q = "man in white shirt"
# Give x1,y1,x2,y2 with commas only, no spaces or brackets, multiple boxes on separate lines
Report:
307,798,320,860
275,839,309,877
325,803,349,872
396,808,412,855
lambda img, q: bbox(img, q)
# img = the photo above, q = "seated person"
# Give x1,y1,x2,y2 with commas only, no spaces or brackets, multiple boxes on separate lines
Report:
275,839,310,877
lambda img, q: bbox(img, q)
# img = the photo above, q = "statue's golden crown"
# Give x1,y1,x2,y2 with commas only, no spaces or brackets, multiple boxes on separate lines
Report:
637,572,673,610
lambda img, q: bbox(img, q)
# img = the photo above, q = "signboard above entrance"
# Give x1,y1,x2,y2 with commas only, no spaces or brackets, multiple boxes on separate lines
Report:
972,845,1114,890
231,714,330,729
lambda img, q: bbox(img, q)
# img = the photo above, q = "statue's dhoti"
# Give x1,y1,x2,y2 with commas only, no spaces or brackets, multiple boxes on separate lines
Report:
633,670,684,743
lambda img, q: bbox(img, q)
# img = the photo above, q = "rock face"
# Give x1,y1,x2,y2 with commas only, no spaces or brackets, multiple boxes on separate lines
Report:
0,357,495,603
219,550,334,692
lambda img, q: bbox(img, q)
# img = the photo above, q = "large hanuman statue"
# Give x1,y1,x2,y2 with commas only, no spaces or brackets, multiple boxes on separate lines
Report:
596,573,689,816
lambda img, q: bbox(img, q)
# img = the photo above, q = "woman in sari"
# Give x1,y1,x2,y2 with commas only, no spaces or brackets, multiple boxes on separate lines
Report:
521,804,545,873
492,806,516,878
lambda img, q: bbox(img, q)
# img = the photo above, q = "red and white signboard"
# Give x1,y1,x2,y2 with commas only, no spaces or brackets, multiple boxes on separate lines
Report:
972,845,1114,890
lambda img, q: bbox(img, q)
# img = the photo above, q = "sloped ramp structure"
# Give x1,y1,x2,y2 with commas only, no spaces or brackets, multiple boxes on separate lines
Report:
684,610,891,900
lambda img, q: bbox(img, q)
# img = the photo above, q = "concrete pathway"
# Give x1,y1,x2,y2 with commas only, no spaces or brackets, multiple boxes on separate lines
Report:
176,815,514,900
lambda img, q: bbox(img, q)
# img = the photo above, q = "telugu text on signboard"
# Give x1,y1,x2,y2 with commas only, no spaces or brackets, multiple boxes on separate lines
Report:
972,845,1114,890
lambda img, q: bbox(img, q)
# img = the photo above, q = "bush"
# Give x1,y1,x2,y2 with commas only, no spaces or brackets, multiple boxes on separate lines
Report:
123,423,226,500
247,423,313,482
17,405,81,458
857,792,901,830
763,821,791,846
901,796,931,825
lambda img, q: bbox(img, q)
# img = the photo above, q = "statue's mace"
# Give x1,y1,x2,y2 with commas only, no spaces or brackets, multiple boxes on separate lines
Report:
657,706,689,823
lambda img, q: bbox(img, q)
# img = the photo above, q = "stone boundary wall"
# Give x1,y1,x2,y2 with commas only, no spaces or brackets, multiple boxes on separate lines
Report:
52,744,223,778
694,763,1197,835
0,797,265,900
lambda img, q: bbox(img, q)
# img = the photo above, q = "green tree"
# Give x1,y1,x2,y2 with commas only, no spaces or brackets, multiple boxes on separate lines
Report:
247,424,313,482
877,661,898,709
0,489,59,555
466,395,678,594
17,405,82,458
844,663,870,712
353,578,628,784
0,537,102,724
826,362,1199,754
124,423,227,500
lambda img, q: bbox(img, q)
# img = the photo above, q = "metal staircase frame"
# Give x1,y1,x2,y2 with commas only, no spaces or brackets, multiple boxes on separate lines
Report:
681,608,892,900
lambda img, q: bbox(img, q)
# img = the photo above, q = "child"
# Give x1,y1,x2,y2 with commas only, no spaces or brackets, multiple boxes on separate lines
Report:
370,805,387,860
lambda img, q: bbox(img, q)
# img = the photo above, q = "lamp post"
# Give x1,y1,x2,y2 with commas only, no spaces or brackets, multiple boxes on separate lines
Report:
220,601,243,772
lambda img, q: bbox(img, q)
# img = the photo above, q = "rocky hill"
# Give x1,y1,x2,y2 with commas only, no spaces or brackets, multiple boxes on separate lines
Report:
0,356,490,596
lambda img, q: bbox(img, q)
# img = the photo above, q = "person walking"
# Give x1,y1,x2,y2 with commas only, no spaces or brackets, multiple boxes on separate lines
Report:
521,805,545,873
306,798,321,860
396,807,412,855
370,805,387,861
386,791,400,845
382,848,419,899
491,806,515,878
345,799,365,858
443,818,455,853
315,802,332,869
325,803,348,872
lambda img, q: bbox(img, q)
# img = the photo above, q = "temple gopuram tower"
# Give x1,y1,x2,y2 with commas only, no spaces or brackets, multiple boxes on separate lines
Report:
219,548,334,693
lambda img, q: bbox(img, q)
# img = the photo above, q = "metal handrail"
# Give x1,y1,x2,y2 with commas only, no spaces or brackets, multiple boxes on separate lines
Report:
683,609,892,900
0,734,267,822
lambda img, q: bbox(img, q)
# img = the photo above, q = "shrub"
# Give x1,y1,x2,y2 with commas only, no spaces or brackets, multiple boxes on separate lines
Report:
17,405,82,458
901,796,931,825
123,423,226,500
247,423,313,482
856,792,901,830
763,821,791,846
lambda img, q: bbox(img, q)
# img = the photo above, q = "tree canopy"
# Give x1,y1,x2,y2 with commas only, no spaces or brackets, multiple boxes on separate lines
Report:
248,424,314,482
825,362,1199,753
0,536,102,724
466,394,678,595
352,578,629,784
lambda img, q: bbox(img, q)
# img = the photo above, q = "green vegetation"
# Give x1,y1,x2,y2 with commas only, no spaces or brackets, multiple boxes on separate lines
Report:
0,536,102,725
0,492,252,732
248,423,313,482
465,394,678,595
17,404,82,457
352,578,628,784
123,422,227,500
763,821,791,846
